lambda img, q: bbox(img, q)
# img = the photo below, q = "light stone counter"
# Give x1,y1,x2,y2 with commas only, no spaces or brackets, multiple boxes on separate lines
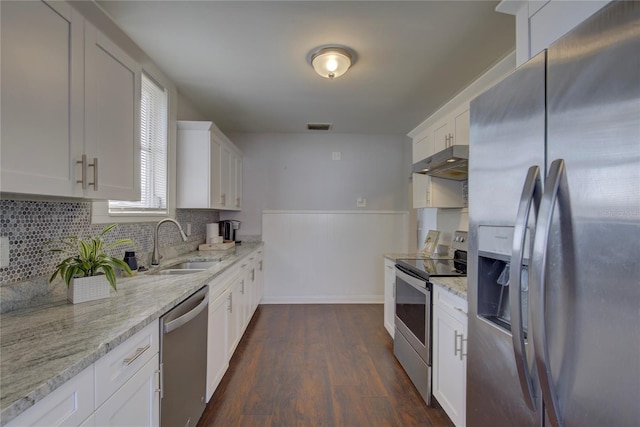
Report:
430,276,468,300
0,243,263,425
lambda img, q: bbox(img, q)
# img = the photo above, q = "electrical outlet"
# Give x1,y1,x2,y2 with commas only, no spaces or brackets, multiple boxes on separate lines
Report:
357,197,366,208
186,223,192,236
332,152,341,161
0,237,9,268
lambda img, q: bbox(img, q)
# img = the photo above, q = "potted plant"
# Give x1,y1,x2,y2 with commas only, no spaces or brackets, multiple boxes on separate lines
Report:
48,224,135,303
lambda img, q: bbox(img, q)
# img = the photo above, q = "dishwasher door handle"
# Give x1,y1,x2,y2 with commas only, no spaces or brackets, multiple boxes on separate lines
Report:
163,290,209,334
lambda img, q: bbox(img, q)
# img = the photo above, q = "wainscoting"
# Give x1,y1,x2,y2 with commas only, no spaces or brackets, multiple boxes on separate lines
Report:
262,211,408,303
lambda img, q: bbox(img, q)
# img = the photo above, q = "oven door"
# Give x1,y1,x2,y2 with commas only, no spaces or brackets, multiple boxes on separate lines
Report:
394,266,431,364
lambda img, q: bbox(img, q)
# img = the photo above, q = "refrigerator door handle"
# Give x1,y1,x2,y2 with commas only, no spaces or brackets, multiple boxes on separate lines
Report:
531,158,566,427
510,165,541,411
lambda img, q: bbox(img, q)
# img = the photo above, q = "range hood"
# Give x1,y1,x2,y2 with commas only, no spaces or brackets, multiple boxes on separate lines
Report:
412,145,468,181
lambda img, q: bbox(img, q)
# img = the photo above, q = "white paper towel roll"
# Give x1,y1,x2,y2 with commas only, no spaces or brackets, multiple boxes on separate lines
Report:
206,223,219,244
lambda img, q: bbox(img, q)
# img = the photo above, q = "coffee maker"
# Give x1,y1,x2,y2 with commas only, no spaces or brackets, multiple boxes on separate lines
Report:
219,220,241,243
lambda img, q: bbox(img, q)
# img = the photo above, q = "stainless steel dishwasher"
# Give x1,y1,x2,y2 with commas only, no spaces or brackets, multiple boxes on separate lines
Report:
160,285,208,427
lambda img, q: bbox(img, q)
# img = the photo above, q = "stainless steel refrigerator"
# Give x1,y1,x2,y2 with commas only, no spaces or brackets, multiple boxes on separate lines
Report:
467,2,639,426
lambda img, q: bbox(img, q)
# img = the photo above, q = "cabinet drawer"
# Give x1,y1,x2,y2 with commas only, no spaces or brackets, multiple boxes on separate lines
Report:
94,320,159,407
6,364,94,427
434,285,468,315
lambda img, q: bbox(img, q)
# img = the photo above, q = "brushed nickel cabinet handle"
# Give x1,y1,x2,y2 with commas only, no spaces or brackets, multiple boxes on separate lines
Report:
76,155,88,189
88,157,98,190
123,343,151,365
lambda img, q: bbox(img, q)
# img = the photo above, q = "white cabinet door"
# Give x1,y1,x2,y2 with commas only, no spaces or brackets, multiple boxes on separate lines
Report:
226,278,240,358
412,133,433,162
5,365,94,427
206,289,230,402
176,121,242,210
94,320,159,408
219,144,231,209
84,22,141,201
1,0,84,197
413,175,465,209
433,286,467,427
227,151,243,210
433,120,451,153
452,106,470,146
253,254,264,312
93,355,159,427
383,259,396,338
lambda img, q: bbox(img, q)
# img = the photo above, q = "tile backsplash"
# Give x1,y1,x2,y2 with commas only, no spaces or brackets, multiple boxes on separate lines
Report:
0,199,219,286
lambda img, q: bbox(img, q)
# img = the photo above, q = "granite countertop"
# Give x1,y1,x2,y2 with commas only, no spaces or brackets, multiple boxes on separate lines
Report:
430,276,468,300
0,243,263,425
384,253,468,300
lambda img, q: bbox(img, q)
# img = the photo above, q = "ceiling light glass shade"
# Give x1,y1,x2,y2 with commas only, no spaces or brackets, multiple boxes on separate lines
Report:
311,47,352,80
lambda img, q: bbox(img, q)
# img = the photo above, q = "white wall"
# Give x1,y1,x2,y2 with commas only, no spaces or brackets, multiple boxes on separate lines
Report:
223,132,409,236
220,132,409,303
417,207,468,254
263,211,407,303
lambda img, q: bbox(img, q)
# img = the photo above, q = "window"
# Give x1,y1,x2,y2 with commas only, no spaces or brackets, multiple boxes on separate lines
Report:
109,73,168,215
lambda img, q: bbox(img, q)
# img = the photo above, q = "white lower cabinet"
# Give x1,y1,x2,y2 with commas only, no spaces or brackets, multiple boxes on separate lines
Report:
383,258,395,338
93,355,159,427
9,248,266,426
207,248,264,401
206,289,230,402
7,321,159,427
5,365,94,427
226,274,244,358
432,285,467,427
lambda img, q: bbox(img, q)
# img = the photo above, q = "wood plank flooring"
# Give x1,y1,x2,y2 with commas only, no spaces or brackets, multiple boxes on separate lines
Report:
198,304,454,427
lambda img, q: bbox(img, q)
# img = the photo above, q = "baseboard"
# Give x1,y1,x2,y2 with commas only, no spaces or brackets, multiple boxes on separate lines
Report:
261,295,384,304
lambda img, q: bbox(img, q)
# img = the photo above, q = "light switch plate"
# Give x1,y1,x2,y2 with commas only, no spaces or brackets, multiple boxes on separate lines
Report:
332,152,341,161
357,197,366,208
0,237,9,268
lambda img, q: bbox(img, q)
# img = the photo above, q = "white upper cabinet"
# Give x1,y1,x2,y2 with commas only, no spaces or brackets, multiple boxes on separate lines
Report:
176,121,243,210
1,1,84,197
412,133,433,164
414,101,471,164
408,53,514,209
497,0,610,67
84,22,141,201
0,0,141,200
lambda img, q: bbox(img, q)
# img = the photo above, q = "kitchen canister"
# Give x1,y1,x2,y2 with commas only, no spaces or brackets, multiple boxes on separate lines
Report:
206,223,219,244
123,251,138,273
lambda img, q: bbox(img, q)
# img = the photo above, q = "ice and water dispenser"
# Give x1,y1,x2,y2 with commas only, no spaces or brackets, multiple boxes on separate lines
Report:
477,226,530,335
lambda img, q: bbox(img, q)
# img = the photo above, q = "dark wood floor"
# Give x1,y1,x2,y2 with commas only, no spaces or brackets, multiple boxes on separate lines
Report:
198,304,454,427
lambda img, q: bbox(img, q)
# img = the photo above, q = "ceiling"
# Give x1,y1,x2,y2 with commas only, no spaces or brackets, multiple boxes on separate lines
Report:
98,1,514,135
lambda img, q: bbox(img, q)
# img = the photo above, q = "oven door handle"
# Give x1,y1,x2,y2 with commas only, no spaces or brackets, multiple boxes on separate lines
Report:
395,266,429,294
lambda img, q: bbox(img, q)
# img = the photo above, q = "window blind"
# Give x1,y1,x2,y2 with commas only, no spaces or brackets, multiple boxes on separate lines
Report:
109,73,168,214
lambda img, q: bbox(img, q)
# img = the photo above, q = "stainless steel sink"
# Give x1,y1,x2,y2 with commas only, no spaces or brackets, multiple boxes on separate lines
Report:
151,260,219,275
171,261,218,269
153,269,203,275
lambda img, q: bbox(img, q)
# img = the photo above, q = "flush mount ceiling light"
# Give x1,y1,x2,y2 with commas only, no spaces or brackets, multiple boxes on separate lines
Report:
309,46,353,80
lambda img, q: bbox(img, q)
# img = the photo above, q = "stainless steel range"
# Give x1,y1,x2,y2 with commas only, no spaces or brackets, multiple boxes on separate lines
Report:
394,231,467,405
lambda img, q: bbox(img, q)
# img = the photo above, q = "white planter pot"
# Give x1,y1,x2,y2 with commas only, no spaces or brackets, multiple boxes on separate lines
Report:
68,275,112,304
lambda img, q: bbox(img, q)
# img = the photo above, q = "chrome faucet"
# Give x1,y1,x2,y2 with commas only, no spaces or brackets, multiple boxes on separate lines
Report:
152,218,188,266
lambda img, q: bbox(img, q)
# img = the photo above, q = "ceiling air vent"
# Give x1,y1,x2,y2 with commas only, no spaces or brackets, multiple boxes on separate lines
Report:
307,123,333,131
